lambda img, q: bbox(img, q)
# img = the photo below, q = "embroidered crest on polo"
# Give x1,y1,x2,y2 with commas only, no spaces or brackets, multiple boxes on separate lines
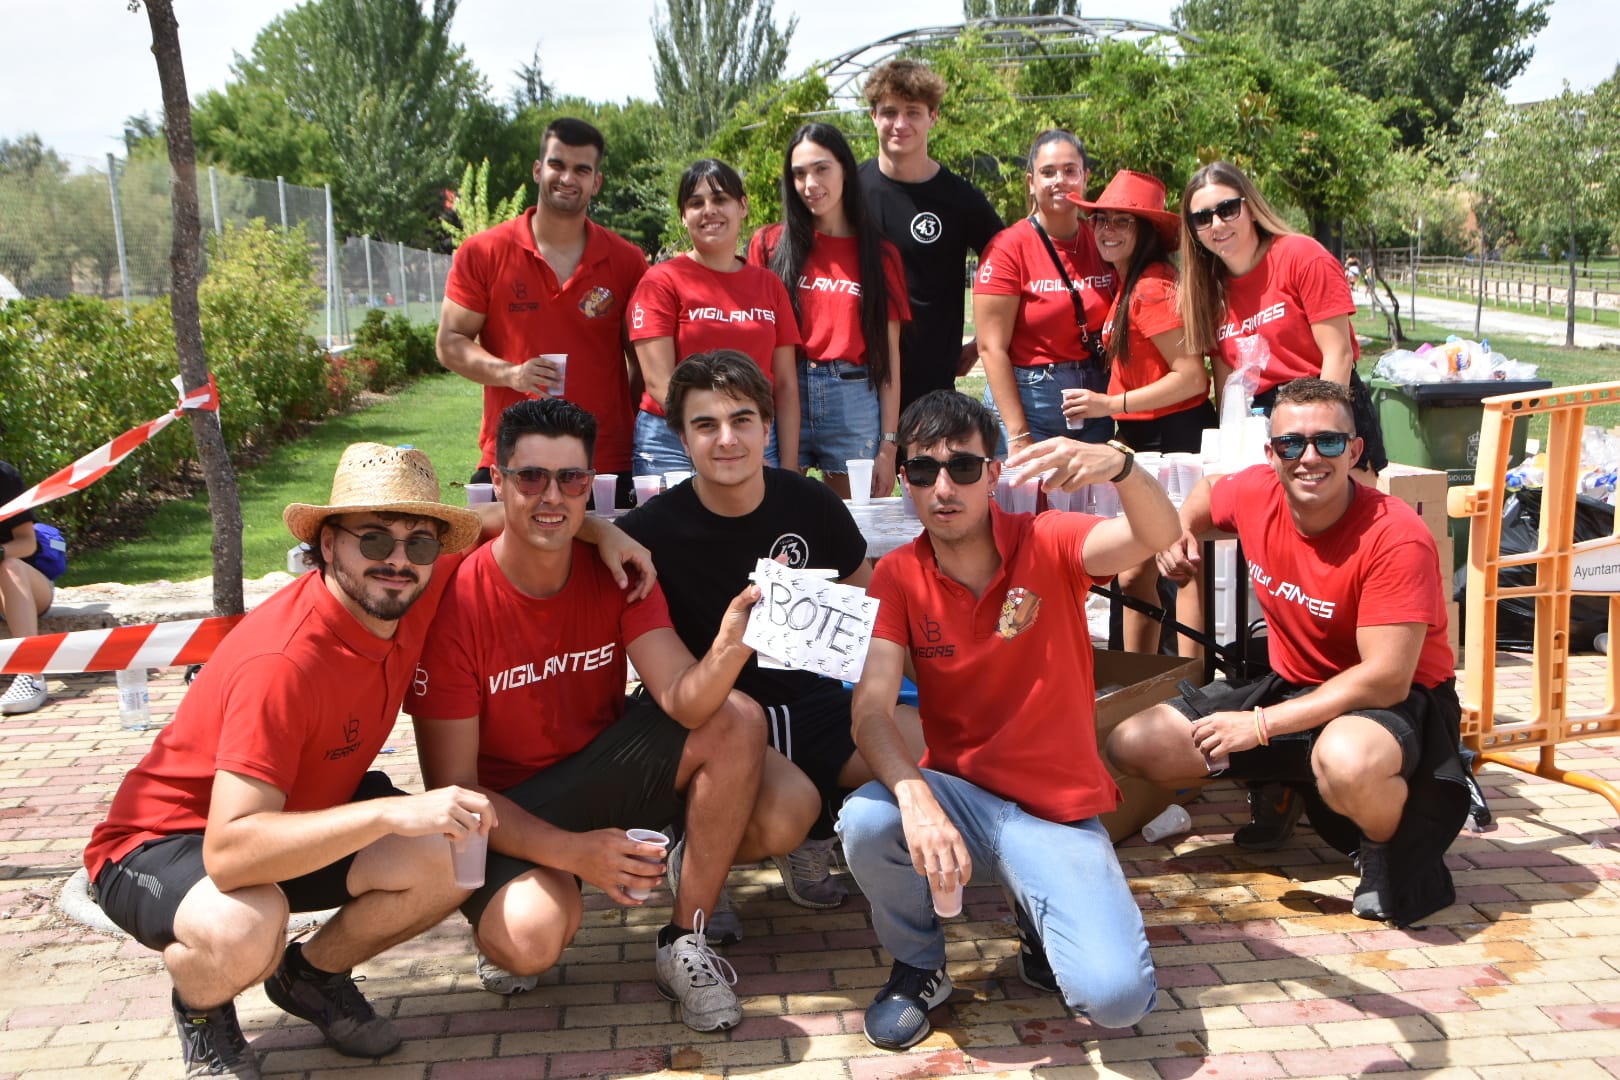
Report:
910,212,943,244
996,588,1042,640
579,286,614,318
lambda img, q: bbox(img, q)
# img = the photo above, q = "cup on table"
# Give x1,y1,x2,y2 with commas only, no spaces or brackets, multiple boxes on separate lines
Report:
663,470,693,489
540,353,567,397
625,828,670,901
465,482,495,505
449,813,487,889
1044,484,1071,512
901,482,921,519
929,866,964,918
1008,477,1041,514
633,474,662,505
1199,427,1221,464
1091,483,1121,518
591,473,618,513
846,458,875,504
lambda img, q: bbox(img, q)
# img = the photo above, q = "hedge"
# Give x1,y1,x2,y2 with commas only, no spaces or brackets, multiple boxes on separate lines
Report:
0,220,431,540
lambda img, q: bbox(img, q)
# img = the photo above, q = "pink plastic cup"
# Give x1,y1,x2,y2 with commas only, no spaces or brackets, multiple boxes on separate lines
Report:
929,867,964,918
450,813,487,889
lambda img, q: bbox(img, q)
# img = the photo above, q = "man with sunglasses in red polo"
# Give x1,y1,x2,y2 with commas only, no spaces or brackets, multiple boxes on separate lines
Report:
1109,377,1467,928
408,396,798,1034
837,389,1179,1051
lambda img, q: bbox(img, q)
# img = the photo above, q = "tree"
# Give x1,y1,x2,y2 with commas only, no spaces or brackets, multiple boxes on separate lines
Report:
440,159,524,248
132,0,244,617
651,0,796,151
191,80,337,186
1453,82,1620,346
962,0,1080,16
1173,0,1551,148
225,0,490,246
511,44,555,112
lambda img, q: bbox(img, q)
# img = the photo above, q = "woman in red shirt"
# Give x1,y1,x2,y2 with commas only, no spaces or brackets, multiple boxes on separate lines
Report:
749,124,910,499
1068,170,1214,452
630,159,801,476
1178,160,1386,474
973,130,1115,454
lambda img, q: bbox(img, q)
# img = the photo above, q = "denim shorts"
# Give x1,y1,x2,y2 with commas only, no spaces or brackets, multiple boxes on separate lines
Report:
983,361,1113,456
634,409,779,476
799,360,880,473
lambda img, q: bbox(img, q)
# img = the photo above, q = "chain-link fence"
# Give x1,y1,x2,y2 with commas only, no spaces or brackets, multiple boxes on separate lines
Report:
0,152,445,345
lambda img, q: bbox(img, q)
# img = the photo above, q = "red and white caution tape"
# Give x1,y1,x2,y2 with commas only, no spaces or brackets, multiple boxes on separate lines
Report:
0,615,243,676
0,374,219,521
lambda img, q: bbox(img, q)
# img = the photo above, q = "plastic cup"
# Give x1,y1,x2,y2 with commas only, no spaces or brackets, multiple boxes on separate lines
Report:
633,474,662,505
930,868,964,918
901,482,920,519
1044,484,1071,512
1091,483,1121,518
1009,477,1040,514
663,470,693,489
1140,803,1192,844
1061,388,1083,430
541,353,567,397
591,473,618,513
450,813,487,889
625,828,670,901
846,458,875,504
466,482,495,505
1199,427,1221,464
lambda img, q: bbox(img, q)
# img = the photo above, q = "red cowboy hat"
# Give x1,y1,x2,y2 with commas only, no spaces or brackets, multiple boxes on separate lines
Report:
1068,170,1180,250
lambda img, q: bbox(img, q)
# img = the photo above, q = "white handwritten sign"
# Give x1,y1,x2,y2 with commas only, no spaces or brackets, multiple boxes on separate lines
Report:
743,559,879,681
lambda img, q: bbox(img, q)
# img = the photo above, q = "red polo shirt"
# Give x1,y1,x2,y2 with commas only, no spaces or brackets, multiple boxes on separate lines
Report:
445,210,648,472
867,504,1118,823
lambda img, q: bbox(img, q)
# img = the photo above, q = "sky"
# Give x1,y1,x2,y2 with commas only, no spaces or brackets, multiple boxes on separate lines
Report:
4,0,1615,166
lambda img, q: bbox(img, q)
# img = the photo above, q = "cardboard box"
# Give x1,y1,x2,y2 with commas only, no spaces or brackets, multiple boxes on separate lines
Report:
1378,461,1450,545
1091,650,1203,843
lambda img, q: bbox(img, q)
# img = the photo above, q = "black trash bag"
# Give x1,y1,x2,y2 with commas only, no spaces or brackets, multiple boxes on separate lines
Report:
1452,487,1615,652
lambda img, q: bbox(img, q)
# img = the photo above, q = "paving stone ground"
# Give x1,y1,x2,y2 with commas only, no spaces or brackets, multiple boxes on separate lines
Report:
2,651,1617,1079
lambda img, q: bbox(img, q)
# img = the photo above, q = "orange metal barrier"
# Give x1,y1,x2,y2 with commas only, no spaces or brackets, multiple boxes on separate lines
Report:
1447,381,1620,817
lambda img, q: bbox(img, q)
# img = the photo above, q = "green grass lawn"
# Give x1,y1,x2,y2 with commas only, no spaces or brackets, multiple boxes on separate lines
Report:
66,373,484,586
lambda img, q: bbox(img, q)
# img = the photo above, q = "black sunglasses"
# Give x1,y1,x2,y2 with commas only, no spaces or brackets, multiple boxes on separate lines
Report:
902,453,994,487
332,524,441,565
1188,196,1246,230
1269,432,1352,461
497,465,594,498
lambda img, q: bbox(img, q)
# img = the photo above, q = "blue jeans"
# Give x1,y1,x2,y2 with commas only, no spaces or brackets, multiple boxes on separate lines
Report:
837,769,1156,1029
634,409,778,475
799,361,880,472
983,361,1113,456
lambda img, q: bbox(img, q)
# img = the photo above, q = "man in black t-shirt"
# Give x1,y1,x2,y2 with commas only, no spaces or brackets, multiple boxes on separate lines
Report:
619,352,924,938
858,60,1004,413
0,460,54,715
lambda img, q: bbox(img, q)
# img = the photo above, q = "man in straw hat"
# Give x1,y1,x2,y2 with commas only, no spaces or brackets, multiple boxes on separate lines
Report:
409,397,805,1034
82,441,655,1078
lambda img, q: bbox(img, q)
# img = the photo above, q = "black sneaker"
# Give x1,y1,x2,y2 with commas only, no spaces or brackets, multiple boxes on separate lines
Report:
862,960,953,1050
1352,840,1391,921
172,990,261,1078
1013,905,1058,994
263,944,401,1058
1233,781,1304,851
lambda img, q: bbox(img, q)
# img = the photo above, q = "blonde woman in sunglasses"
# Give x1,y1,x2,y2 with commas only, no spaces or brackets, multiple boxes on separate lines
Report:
1177,161,1386,477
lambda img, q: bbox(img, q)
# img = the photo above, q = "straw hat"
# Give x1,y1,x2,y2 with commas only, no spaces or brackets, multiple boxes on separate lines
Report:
1068,170,1181,251
283,442,482,554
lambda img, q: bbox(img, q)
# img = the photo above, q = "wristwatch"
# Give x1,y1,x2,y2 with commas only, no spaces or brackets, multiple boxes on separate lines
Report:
880,432,898,444
1105,440,1135,484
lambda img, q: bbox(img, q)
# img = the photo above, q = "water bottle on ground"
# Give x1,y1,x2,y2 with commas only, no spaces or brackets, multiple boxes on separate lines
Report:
116,668,152,732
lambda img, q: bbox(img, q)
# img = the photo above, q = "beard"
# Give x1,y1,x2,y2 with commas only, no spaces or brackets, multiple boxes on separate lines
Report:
331,557,426,622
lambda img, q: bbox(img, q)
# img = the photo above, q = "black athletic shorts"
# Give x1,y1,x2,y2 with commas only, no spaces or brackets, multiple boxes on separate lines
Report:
1166,671,1457,783
93,770,406,951
463,690,689,928
761,678,859,801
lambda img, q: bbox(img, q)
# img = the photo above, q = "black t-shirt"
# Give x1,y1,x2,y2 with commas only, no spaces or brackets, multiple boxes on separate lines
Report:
617,469,868,705
0,460,34,539
859,158,1003,408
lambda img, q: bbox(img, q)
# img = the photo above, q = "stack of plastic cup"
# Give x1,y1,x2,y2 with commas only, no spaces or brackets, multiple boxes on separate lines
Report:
1199,427,1221,465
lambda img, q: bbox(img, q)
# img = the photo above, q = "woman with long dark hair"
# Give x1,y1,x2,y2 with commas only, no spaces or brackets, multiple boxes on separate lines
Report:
629,159,801,476
749,123,909,499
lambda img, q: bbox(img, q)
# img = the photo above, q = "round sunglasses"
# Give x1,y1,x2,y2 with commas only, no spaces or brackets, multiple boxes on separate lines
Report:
1269,432,1352,460
331,524,442,565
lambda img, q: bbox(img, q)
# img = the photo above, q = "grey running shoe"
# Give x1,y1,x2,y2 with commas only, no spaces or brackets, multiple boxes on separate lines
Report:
654,910,741,1032
667,837,743,944
263,944,401,1058
0,673,46,715
172,990,261,1078
770,836,848,909
476,952,539,995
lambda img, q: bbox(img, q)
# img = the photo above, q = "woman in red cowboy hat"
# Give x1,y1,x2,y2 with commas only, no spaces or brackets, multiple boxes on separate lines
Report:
1064,170,1214,453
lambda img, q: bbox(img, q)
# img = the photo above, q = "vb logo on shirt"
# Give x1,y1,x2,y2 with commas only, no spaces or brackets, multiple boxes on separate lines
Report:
915,613,955,658
910,212,943,244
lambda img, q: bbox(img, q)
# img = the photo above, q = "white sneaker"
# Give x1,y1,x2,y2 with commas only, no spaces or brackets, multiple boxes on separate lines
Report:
654,911,740,1032
476,953,539,995
770,837,848,909
0,674,46,716
666,837,743,944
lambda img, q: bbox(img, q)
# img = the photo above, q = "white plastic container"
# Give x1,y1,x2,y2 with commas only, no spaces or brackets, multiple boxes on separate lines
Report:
1140,804,1192,844
116,668,151,732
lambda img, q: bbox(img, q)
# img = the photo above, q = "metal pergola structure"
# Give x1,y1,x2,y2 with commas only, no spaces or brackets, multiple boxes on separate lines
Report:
810,15,1189,113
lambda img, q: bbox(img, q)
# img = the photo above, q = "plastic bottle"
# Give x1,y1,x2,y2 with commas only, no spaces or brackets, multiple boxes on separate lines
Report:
1140,803,1192,844
116,668,152,732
